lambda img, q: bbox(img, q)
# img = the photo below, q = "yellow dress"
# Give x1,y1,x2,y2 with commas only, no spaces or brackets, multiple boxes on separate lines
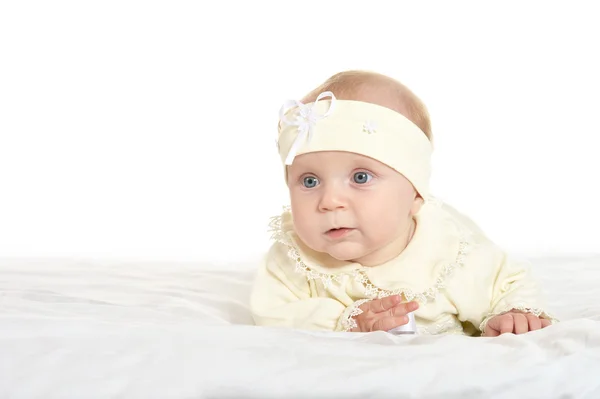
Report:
250,197,556,335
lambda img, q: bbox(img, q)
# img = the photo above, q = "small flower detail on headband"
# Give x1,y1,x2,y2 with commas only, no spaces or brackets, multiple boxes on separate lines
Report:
292,104,320,137
363,120,377,134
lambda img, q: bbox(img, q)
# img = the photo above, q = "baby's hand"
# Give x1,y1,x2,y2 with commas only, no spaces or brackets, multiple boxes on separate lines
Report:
351,295,419,332
482,310,552,337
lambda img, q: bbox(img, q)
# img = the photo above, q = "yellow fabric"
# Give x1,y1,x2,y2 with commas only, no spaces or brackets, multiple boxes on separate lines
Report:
250,198,556,335
277,98,432,199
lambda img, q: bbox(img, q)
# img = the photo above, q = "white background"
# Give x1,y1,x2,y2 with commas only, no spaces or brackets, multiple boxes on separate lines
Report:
1,1,599,262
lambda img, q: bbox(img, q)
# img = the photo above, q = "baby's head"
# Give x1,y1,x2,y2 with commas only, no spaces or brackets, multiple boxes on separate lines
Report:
276,70,433,266
299,70,432,141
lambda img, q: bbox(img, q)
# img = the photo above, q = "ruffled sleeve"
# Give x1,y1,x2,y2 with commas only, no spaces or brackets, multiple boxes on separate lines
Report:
450,240,557,335
250,242,353,331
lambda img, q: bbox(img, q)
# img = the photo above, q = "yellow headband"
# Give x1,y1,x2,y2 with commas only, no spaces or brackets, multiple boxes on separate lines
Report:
277,92,432,198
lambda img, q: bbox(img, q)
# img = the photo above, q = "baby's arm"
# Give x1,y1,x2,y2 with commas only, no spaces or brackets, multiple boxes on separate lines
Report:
452,241,557,336
477,251,557,336
250,254,344,330
250,243,352,331
250,243,418,332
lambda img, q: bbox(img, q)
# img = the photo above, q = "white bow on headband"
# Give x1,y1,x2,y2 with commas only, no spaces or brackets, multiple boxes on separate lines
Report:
278,91,336,165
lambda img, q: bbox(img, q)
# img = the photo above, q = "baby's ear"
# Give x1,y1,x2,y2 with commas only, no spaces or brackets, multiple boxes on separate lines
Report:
410,194,424,216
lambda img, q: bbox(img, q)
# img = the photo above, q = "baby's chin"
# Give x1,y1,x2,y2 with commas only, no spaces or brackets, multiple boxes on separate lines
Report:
297,233,375,265
322,243,371,264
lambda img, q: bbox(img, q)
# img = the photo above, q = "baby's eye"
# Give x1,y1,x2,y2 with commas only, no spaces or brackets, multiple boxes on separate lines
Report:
353,171,373,184
302,176,319,188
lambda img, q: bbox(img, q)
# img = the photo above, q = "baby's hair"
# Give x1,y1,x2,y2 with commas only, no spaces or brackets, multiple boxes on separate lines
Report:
300,70,433,142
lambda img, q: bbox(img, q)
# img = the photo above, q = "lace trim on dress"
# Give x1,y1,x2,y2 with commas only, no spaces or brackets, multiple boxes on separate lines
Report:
337,299,372,332
268,206,471,305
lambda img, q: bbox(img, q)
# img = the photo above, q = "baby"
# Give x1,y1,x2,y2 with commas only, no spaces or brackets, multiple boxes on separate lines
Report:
250,70,556,336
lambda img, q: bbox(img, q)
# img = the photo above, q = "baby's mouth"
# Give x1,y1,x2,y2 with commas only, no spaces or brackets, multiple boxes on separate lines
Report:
325,227,355,239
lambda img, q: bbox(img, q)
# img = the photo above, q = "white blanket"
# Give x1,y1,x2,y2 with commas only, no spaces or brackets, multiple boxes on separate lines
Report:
1,256,599,398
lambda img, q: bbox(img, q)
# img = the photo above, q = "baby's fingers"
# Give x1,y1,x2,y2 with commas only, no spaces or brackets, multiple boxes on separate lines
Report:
363,295,402,314
541,318,552,328
492,314,515,335
372,315,409,332
390,301,419,317
525,313,542,332
513,313,529,334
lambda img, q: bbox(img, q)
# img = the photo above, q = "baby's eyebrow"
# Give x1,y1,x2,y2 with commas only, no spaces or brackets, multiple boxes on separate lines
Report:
350,162,376,170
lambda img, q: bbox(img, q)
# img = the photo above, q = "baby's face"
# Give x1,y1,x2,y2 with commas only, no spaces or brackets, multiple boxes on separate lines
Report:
287,151,421,266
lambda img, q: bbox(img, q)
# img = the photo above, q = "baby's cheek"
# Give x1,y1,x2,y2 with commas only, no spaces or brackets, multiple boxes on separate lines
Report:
364,219,400,244
294,221,323,251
